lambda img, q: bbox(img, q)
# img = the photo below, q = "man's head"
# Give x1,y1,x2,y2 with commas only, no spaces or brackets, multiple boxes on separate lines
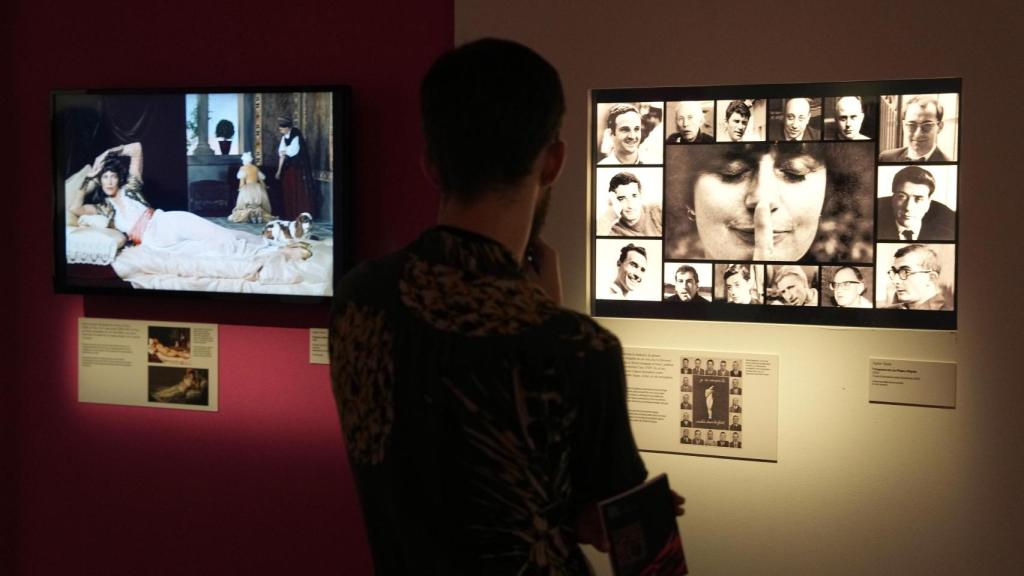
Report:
614,243,647,294
683,393,690,402
694,430,702,438
682,358,690,368
732,432,740,442
775,266,812,306
784,98,812,140
724,100,751,142
719,360,726,371
673,265,699,301
421,39,565,203
606,103,643,162
277,117,294,136
706,360,714,371
831,266,866,307
891,166,937,229
683,376,689,385
835,96,865,140
901,95,944,158
732,378,740,387
682,429,690,438
890,244,941,305
732,415,739,424
732,361,739,371
675,101,706,142
609,172,644,225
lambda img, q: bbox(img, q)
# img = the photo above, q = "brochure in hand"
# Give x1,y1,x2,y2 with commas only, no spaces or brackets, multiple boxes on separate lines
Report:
598,473,687,576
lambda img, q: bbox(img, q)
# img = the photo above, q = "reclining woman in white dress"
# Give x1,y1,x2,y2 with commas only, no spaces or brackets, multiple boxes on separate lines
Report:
70,142,309,284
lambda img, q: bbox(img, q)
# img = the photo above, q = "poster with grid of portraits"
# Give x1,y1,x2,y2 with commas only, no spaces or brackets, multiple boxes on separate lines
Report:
623,348,778,462
591,79,960,330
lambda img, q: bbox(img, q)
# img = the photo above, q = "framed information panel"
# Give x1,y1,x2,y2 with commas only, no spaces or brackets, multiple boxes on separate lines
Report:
591,79,960,330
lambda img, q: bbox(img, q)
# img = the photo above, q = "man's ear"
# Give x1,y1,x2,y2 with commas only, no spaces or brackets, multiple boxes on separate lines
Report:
420,153,441,188
539,139,566,187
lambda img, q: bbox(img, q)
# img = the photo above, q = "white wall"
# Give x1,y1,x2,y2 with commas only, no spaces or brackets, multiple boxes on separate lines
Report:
456,1,1024,574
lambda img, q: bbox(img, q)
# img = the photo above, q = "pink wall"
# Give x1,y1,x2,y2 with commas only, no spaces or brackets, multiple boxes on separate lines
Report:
9,1,452,573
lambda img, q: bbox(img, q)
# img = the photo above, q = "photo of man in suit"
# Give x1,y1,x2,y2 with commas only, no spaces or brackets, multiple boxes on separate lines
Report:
879,95,951,162
705,359,715,374
730,361,742,377
730,416,742,431
717,360,728,376
730,378,742,395
681,412,692,428
681,376,692,393
731,398,742,413
681,429,692,444
877,166,955,241
681,394,692,410
717,432,730,447
730,432,742,448
681,358,692,374
781,98,819,141
693,430,704,445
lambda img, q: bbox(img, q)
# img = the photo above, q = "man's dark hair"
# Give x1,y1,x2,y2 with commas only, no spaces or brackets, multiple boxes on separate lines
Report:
606,103,640,132
420,38,565,201
891,165,937,196
725,100,751,120
617,243,646,265
608,171,642,193
675,264,698,283
894,243,941,275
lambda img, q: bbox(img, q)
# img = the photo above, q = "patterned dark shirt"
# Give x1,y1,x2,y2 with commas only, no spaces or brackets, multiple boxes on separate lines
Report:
330,226,647,575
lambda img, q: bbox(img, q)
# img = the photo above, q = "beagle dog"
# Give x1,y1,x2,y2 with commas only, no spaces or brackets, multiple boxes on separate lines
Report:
262,212,313,243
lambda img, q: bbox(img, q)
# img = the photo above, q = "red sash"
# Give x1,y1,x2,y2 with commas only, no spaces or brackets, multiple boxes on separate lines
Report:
129,208,155,245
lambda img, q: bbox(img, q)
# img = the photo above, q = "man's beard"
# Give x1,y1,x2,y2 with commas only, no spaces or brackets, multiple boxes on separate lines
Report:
529,185,552,244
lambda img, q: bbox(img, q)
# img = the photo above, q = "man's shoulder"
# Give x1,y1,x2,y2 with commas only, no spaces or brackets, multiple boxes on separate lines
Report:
879,147,908,162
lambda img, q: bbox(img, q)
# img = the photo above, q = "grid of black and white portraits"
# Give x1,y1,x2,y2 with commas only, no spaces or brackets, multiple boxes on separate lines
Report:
679,356,744,449
592,80,960,330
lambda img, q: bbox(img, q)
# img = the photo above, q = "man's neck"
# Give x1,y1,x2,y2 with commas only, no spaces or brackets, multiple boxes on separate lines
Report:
437,185,537,264
909,145,936,161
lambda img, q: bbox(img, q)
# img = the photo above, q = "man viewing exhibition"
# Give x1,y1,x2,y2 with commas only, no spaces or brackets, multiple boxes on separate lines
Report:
329,38,681,574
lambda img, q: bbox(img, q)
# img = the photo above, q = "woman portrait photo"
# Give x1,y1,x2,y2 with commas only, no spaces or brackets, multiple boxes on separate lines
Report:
664,141,875,263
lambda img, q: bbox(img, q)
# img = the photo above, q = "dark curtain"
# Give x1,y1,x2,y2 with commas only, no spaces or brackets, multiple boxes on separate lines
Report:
54,93,188,211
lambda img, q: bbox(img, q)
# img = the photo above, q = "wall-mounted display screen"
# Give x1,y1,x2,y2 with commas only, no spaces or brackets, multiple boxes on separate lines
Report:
591,79,960,330
53,86,350,303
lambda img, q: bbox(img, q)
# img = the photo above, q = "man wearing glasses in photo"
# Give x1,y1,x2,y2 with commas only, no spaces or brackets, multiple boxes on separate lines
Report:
882,244,953,310
879,95,950,162
829,266,872,308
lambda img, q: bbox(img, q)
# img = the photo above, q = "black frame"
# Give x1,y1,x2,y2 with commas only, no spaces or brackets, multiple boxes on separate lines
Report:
591,78,961,330
51,85,352,305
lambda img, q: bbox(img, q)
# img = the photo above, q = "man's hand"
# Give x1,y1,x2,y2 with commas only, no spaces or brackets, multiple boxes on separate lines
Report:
523,237,563,305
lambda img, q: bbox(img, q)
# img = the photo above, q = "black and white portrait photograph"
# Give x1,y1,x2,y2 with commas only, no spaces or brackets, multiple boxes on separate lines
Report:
665,100,714,144
824,95,878,141
716,99,766,142
595,238,663,301
729,414,743,431
875,243,955,310
729,377,743,395
663,142,875,262
768,98,823,142
148,366,209,406
876,165,957,242
147,326,191,364
766,265,820,307
878,93,959,162
662,262,712,304
714,263,763,305
729,431,742,449
821,265,874,308
594,167,664,237
596,101,664,165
